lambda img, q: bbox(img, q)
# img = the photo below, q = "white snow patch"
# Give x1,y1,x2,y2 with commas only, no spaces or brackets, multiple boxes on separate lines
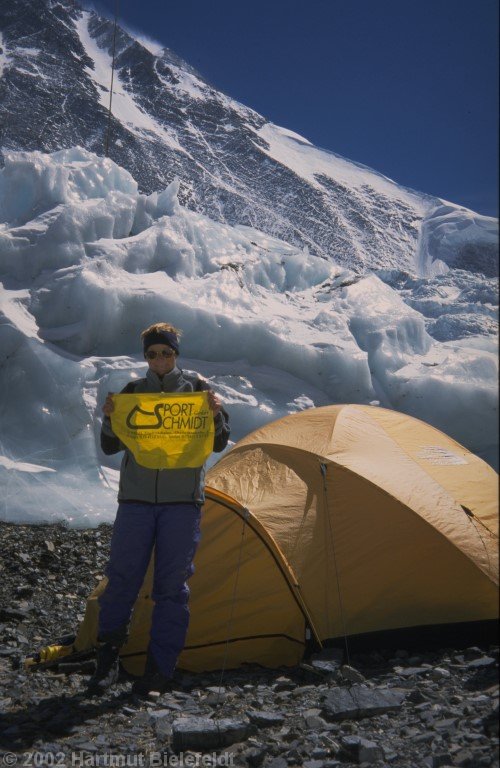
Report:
256,122,425,207
74,12,185,153
0,455,57,474
164,64,208,102
0,31,10,76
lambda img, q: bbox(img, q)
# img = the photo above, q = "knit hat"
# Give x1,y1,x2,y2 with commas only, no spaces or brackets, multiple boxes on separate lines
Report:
142,329,179,355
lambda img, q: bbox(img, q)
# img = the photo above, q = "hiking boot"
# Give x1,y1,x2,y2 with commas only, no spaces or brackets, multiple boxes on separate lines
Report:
87,642,120,694
131,650,171,696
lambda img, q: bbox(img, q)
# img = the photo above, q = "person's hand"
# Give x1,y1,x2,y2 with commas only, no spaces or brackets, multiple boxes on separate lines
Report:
102,392,115,417
206,390,221,416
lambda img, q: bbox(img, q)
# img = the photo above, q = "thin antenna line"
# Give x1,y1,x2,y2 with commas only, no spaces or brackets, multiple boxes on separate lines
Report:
105,0,119,157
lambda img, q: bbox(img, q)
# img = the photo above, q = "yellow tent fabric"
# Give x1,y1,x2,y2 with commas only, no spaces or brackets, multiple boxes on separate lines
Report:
74,404,498,674
110,392,214,469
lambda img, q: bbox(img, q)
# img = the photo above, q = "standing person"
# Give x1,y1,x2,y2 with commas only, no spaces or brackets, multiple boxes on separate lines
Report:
88,323,230,696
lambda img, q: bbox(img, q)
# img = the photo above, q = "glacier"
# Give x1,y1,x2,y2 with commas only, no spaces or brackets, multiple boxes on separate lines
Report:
0,148,497,526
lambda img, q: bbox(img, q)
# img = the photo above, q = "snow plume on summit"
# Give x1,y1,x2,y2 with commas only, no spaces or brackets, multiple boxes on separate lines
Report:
0,149,497,525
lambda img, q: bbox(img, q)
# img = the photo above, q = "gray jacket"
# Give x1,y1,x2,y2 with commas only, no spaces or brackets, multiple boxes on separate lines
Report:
101,367,230,504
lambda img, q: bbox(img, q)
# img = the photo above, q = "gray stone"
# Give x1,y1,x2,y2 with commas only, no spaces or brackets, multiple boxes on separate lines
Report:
206,685,226,695
339,665,365,683
412,732,435,744
432,717,458,731
311,659,342,674
149,709,172,721
306,715,329,729
322,685,406,720
466,656,497,669
431,667,452,680
206,688,227,705
382,746,398,762
311,647,344,663
427,754,454,768
464,646,486,660
246,710,285,727
266,760,287,768
273,676,295,691
171,717,249,751
481,706,499,737
131,712,150,726
242,745,267,767
394,665,430,677
340,735,383,763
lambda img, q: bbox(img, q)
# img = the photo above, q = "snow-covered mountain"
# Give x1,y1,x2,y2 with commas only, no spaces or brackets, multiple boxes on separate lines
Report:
0,0,497,275
0,0,498,526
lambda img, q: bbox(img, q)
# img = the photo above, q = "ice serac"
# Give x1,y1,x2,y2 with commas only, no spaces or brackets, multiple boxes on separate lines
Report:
0,0,496,275
0,149,497,525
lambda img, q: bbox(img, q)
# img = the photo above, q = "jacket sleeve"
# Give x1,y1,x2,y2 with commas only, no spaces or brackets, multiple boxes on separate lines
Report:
100,381,137,455
196,378,231,453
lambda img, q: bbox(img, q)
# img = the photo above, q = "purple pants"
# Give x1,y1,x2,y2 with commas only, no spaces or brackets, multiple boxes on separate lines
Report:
98,502,202,678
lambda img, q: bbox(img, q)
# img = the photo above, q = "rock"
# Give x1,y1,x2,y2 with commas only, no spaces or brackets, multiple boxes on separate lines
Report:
466,657,497,669
394,665,430,677
311,647,344,664
171,717,249,751
407,688,429,704
340,735,383,763
205,686,227,705
206,685,226,695
339,665,365,683
311,660,342,674
266,759,287,768
246,710,285,727
322,685,406,720
425,754,453,768
383,746,399,762
431,667,451,680
242,745,267,767
463,646,487,660
305,714,329,729
481,705,499,737
0,606,31,622
273,676,295,691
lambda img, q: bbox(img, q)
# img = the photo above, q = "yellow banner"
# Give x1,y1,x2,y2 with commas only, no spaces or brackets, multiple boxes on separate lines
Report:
110,392,214,469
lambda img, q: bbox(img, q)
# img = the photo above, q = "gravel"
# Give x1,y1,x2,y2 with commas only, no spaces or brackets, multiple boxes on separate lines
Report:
0,521,498,767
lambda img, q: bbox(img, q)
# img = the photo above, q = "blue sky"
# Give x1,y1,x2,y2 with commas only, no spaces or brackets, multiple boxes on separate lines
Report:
92,0,498,217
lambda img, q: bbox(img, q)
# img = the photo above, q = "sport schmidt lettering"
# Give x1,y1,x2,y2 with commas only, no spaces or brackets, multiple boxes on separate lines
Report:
112,393,215,470
125,401,209,431
162,414,208,430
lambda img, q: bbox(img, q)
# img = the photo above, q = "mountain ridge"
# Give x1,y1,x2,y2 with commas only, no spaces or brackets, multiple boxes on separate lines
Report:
3,0,497,277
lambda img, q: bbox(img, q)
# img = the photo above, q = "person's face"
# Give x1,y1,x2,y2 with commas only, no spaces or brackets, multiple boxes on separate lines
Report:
145,344,177,376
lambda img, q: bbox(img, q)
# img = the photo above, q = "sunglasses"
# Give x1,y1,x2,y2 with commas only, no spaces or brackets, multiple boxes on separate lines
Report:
145,350,176,360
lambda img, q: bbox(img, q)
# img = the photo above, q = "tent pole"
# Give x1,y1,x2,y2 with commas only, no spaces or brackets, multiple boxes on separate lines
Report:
213,507,250,708
320,462,352,667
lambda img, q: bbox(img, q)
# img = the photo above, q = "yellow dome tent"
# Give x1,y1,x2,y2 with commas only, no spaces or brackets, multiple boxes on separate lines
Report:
71,405,498,675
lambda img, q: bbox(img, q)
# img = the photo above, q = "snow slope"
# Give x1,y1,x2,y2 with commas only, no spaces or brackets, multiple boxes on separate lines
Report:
0,149,497,525
0,0,497,275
